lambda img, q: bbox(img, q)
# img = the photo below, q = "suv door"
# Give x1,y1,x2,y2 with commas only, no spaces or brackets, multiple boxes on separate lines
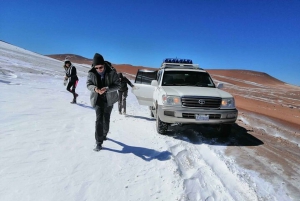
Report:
132,69,157,106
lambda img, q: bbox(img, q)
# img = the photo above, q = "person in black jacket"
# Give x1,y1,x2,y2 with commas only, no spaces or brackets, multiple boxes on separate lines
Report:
87,53,121,151
118,73,135,115
64,59,79,104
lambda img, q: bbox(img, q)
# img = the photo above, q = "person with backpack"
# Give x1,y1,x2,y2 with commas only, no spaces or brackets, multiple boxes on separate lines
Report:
86,53,121,151
64,59,79,104
118,73,135,115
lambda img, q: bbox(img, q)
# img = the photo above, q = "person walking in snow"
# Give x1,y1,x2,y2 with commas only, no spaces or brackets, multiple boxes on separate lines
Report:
87,53,121,151
64,59,79,104
118,73,135,115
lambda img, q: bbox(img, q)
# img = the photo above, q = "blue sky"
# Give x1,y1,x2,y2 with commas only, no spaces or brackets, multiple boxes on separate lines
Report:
1,0,299,86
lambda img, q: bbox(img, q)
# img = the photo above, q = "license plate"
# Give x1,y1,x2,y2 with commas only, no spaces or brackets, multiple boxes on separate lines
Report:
195,114,209,121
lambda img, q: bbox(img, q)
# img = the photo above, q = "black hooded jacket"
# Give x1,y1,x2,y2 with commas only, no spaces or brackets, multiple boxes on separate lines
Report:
65,65,79,83
118,73,134,92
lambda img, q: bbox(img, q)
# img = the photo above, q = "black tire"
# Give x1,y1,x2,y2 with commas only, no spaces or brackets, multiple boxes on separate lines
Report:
217,124,231,137
156,114,168,134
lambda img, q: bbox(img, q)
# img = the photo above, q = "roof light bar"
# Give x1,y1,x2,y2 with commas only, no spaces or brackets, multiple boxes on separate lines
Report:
163,58,193,64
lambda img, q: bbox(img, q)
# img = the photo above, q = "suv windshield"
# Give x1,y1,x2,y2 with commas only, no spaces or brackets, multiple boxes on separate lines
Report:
162,71,215,87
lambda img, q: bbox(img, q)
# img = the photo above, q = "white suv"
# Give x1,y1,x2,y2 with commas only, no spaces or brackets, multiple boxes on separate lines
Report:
132,58,238,137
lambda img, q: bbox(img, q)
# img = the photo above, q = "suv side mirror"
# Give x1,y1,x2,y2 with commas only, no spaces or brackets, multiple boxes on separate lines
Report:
217,83,224,89
151,80,158,87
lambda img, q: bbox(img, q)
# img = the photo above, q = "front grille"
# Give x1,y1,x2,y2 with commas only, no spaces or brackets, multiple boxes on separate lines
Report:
181,96,221,108
182,113,221,119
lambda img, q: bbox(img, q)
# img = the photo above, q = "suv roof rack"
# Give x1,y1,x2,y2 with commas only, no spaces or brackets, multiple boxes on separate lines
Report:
160,58,203,70
164,58,193,64
161,63,202,69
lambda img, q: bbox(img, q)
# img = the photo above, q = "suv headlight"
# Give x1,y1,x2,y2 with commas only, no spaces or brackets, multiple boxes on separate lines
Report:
162,95,181,105
220,98,235,109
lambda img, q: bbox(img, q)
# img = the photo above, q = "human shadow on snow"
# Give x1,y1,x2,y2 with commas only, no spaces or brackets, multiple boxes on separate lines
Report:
76,103,94,109
125,114,156,121
0,79,11,84
165,123,264,146
103,138,171,161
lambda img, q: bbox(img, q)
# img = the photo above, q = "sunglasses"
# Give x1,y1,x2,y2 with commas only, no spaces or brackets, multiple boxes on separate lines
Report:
95,66,104,70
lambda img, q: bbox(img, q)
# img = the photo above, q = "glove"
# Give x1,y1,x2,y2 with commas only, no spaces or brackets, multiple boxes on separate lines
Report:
132,85,136,89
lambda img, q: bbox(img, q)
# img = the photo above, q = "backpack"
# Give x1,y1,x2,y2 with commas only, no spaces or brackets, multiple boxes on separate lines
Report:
103,61,118,84
104,61,117,72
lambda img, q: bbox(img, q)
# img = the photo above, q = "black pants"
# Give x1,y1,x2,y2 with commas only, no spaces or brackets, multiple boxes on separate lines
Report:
67,81,78,99
95,104,113,145
118,90,128,113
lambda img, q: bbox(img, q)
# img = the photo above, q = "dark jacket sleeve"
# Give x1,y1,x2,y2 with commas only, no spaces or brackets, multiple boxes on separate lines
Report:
87,72,97,92
125,77,134,87
106,70,121,93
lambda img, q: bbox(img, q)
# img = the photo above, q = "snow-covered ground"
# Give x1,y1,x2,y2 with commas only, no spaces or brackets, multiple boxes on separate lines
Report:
0,41,297,200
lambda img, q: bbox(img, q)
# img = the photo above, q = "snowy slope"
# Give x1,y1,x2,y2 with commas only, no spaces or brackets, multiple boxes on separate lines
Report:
0,41,290,201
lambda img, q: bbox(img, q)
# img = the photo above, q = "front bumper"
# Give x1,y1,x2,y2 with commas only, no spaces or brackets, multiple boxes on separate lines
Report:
157,105,238,124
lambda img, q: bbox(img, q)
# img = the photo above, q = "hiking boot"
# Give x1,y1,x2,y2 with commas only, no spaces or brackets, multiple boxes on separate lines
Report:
93,144,102,152
70,99,77,104
119,111,122,115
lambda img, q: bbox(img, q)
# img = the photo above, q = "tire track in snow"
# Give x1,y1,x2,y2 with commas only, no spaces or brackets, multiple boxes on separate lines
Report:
165,132,258,201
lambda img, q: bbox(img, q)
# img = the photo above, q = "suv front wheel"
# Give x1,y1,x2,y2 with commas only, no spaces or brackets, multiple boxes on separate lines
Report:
156,109,168,134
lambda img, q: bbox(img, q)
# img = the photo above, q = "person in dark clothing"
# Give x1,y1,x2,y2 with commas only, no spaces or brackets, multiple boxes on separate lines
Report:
64,59,79,104
86,53,121,151
118,73,135,115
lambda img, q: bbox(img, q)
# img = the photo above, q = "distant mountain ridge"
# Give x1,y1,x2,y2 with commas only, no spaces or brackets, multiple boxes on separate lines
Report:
46,54,93,65
207,69,285,85
46,54,156,78
46,54,285,85
45,53,299,128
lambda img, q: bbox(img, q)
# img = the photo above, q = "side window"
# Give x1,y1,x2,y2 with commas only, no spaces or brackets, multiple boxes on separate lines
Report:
135,70,157,85
157,70,163,84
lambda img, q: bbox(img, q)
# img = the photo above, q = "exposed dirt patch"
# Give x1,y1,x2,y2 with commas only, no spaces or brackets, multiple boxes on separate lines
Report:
226,111,300,200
